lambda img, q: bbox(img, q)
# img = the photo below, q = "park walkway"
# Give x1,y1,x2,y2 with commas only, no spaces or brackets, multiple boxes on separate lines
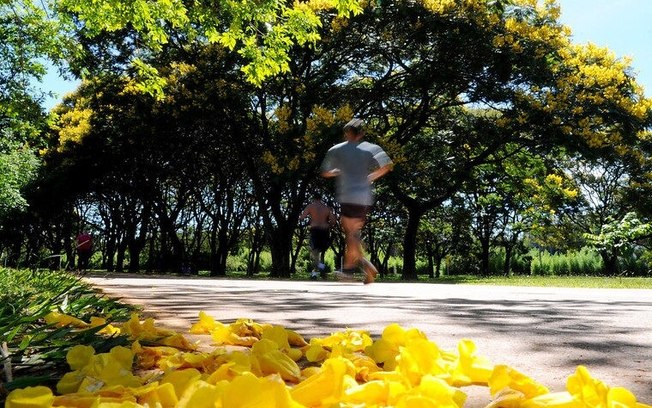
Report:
86,275,652,405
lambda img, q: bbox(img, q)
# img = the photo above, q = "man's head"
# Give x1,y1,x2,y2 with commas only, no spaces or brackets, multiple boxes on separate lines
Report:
343,118,364,140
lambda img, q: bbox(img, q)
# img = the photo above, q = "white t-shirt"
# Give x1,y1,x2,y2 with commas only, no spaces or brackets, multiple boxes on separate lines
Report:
321,140,392,206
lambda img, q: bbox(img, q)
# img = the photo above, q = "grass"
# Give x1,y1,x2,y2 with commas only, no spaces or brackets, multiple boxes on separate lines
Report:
0,268,135,400
116,268,652,289
421,275,652,289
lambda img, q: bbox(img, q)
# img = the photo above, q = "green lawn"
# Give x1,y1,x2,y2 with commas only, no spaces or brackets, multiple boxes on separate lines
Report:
195,269,652,289
411,274,652,289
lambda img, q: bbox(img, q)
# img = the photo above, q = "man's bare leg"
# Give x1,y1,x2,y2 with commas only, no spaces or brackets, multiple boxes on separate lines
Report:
340,216,377,284
341,216,363,268
360,258,378,284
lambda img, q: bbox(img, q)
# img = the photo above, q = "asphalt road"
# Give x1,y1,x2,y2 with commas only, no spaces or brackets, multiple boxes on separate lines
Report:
86,275,652,405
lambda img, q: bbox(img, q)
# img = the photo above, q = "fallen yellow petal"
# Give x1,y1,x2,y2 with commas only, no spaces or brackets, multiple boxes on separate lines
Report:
161,368,202,399
342,380,389,405
286,329,308,347
489,365,549,399
57,371,86,395
67,345,96,371
190,311,218,334
44,311,90,328
177,380,221,408
6,386,55,408
291,357,351,406
136,382,178,408
520,391,578,408
222,372,301,408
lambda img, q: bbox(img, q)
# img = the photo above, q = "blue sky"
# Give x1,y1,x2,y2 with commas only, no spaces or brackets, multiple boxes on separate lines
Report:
557,0,652,97
40,0,652,109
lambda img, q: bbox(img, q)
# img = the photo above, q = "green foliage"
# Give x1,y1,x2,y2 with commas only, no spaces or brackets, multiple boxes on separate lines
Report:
0,1,73,215
1,1,71,130
0,140,39,215
529,248,603,276
487,248,530,276
584,212,652,256
56,0,363,88
226,251,248,272
0,268,133,394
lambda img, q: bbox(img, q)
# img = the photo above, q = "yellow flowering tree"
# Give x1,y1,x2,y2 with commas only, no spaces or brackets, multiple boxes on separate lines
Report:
313,0,652,278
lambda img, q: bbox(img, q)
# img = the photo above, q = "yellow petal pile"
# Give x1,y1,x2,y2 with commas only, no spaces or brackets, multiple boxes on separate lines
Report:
6,312,650,408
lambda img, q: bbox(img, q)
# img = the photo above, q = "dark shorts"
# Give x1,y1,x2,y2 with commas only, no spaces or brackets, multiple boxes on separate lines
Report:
310,227,331,251
340,203,369,221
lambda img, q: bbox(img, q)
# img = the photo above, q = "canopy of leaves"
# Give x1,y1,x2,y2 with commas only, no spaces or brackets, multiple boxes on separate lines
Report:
55,0,364,89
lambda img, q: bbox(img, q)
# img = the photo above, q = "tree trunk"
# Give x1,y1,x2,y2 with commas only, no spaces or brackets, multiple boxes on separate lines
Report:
435,254,443,278
247,223,264,276
269,227,292,278
291,228,306,275
158,217,184,273
401,208,424,280
209,225,220,277
503,243,513,277
426,243,434,279
128,240,144,272
381,244,392,277
214,243,229,277
116,240,127,272
146,229,157,273
480,237,490,276
600,251,619,276
104,234,116,272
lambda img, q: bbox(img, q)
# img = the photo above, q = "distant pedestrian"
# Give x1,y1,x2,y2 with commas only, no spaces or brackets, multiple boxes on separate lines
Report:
76,231,93,271
321,118,392,284
300,193,336,279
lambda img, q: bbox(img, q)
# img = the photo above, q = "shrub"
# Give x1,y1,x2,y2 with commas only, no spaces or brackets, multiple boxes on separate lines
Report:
528,248,603,276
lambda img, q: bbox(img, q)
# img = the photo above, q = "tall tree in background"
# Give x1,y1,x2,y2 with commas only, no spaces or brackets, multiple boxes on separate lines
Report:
0,1,71,215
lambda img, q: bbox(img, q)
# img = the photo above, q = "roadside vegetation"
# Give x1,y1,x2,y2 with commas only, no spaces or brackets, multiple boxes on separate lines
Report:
0,268,134,397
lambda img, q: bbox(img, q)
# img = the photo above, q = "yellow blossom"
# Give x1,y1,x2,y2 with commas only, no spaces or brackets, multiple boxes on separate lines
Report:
44,311,90,328
291,357,354,405
6,386,55,408
489,364,550,399
221,372,302,408
189,311,218,334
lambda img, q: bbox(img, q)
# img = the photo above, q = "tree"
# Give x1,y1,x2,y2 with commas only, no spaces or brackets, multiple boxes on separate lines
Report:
417,203,470,279
55,0,363,90
460,148,579,276
0,0,71,215
584,212,652,276
320,0,652,279
561,159,644,275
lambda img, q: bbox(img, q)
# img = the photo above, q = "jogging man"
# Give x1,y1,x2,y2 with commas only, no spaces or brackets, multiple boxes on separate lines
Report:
321,118,393,284
300,192,336,279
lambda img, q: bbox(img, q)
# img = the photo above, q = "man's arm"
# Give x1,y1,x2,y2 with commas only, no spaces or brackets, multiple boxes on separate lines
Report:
368,163,392,183
321,169,341,178
299,204,312,220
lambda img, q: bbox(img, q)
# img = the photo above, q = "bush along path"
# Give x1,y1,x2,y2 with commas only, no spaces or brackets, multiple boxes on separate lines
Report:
1,271,650,408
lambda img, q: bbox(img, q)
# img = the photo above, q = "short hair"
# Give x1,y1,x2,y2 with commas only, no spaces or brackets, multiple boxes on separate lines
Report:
313,192,322,200
343,118,365,135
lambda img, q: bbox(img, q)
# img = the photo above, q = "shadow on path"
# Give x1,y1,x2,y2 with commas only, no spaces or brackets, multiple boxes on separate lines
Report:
89,277,652,402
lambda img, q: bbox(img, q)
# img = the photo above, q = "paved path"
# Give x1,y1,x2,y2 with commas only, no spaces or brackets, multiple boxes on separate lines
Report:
86,275,651,405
